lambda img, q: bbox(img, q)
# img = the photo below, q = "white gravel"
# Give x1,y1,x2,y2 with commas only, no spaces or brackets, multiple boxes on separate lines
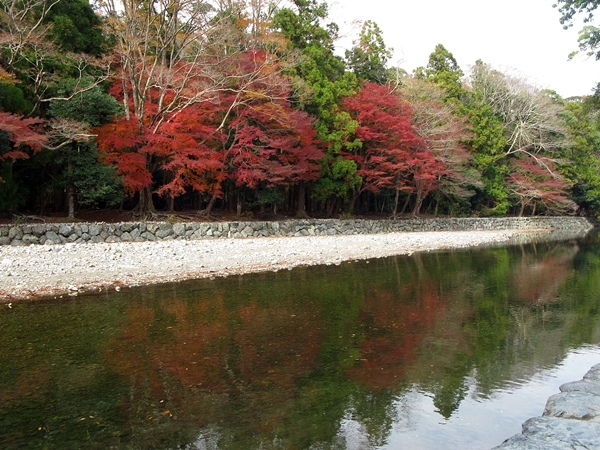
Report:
0,229,538,301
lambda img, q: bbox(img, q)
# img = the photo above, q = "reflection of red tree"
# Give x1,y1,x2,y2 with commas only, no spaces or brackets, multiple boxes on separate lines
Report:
235,303,322,390
512,248,576,304
104,296,232,397
103,294,324,428
348,280,448,390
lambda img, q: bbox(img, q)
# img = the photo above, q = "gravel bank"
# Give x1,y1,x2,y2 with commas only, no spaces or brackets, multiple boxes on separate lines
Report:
0,229,544,301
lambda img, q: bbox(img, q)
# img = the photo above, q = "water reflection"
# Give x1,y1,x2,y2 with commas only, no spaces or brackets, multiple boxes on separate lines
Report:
1,231,600,449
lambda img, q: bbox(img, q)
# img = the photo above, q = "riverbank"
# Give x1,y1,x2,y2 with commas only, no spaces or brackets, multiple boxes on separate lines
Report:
0,228,567,302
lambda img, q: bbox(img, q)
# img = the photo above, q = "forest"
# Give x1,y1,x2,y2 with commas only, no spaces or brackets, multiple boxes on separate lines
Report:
1,0,600,220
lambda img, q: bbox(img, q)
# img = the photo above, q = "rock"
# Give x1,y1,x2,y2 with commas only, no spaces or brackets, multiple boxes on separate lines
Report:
543,391,600,420
584,364,600,382
59,224,72,236
493,363,600,449
89,224,102,236
22,235,40,245
8,227,22,240
494,417,600,449
45,231,59,243
560,379,600,395
155,224,173,239
172,223,186,236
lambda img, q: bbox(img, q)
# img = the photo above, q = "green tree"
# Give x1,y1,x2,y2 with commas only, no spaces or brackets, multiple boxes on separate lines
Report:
0,0,109,116
416,44,465,101
47,80,124,218
345,20,393,84
273,0,360,215
556,0,600,59
45,0,109,56
465,94,510,215
560,99,600,217
0,83,31,115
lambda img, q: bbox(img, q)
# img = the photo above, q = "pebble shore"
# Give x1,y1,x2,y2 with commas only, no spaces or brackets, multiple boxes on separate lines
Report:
0,229,540,301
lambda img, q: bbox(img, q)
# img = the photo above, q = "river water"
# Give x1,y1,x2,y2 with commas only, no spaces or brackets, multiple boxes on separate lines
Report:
1,231,600,449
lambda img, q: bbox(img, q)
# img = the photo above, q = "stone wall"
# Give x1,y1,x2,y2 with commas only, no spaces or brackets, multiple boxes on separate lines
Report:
0,216,594,246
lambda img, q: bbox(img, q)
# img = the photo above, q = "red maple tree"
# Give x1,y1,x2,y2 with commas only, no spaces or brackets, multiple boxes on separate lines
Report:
96,48,312,214
227,98,322,190
341,82,447,214
0,112,46,161
0,112,47,182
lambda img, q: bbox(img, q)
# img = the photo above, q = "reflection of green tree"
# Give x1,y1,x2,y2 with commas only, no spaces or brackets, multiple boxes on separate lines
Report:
0,297,129,449
563,235,600,346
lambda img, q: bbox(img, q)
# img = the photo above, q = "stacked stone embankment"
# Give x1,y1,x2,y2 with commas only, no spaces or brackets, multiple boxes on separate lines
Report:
0,216,594,246
493,363,600,449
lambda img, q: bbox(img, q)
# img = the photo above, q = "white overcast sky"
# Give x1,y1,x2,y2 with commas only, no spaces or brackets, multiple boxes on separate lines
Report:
327,0,598,98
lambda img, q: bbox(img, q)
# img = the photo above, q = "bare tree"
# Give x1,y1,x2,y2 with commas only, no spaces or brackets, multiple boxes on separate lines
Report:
468,62,569,168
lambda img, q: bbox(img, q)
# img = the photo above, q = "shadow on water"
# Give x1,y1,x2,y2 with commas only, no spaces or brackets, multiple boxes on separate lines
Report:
1,229,600,449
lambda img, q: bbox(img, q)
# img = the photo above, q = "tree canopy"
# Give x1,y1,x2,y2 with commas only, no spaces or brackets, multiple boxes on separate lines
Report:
0,0,598,219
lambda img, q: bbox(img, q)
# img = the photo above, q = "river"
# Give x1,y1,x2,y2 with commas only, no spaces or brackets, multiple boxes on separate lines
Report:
1,231,600,449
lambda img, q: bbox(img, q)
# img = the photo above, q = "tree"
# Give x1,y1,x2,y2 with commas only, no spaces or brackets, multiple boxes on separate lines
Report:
556,0,600,59
560,99,600,216
415,44,465,101
153,102,227,213
507,157,575,216
466,98,510,215
273,0,360,215
345,20,393,84
0,113,46,160
469,62,568,159
45,0,109,56
226,88,323,215
0,0,110,115
95,0,297,214
340,82,441,215
0,112,47,211
47,81,124,218
400,77,479,214
468,62,573,215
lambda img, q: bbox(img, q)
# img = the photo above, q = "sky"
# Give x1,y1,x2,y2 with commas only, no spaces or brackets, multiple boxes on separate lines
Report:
326,0,599,98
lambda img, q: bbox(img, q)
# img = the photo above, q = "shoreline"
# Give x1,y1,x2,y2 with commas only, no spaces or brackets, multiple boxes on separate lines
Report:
0,228,569,302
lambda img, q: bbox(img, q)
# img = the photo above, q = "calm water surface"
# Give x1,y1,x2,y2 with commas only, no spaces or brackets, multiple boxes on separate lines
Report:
2,231,600,449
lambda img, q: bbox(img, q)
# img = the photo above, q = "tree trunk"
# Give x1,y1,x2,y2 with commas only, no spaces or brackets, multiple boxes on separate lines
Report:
236,195,243,217
519,200,525,217
133,186,157,216
392,188,400,217
66,160,75,219
296,182,308,218
166,195,175,212
400,193,411,215
67,184,75,220
412,187,423,217
202,194,217,216
348,188,360,214
327,198,337,217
